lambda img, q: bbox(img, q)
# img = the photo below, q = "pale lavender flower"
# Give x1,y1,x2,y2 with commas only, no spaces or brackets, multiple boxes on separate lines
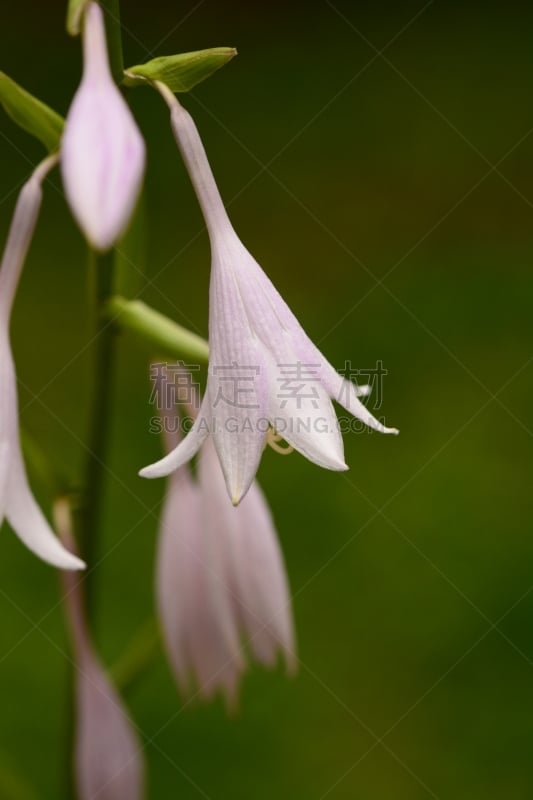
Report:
157,419,295,709
141,84,398,504
61,1,145,251
0,157,84,569
57,502,144,800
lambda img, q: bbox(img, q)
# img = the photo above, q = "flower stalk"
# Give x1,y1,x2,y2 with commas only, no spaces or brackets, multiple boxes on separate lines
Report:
107,296,209,363
77,249,117,612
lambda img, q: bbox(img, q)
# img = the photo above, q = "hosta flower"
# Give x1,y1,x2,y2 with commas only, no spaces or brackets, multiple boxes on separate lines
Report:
157,427,295,708
141,84,398,504
61,1,145,251
0,157,84,569
58,502,144,800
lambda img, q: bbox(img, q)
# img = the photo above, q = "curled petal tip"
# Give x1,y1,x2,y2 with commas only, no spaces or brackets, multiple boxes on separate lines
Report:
62,553,86,571
138,456,174,479
43,547,86,571
141,408,209,480
138,464,156,479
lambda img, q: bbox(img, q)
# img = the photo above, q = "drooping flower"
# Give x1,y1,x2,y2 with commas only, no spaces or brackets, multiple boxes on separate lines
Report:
0,157,84,569
156,404,295,708
140,83,398,504
61,1,145,251
57,501,144,799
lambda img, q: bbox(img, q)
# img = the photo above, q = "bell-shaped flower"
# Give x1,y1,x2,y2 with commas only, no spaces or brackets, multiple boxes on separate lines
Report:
141,84,398,504
61,1,145,251
58,502,144,799
157,419,295,709
0,157,84,569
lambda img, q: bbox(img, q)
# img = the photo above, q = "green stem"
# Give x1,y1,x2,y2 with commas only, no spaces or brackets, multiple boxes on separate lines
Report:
78,249,117,612
100,0,124,84
66,251,117,800
107,296,209,363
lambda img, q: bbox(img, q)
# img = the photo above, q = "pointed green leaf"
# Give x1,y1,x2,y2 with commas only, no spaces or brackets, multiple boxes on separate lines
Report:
0,73,64,152
124,47,237,93
66,0,90,36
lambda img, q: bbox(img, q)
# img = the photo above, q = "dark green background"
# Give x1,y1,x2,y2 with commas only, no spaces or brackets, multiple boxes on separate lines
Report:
0,1,532,797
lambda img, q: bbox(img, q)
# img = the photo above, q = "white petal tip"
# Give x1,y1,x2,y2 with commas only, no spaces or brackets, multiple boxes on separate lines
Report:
52,551,86,571
226,475,254,507
355,384,372,397
229,484,246,506
322,454,348,472
228,472,257,505
317,458,349,472
63,554,86,571
138,464,162,479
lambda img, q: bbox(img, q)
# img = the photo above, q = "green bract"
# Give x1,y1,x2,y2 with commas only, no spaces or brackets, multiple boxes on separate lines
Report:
66,0,91,36
124,47,237,92
0,73,64,152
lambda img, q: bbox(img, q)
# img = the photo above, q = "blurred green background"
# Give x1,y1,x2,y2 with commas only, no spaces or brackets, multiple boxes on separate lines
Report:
0,1,532,797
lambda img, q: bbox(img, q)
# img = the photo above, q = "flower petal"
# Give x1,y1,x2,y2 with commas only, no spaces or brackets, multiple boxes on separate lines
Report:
0,165,49,321
199,440,296,672
208,252,270,504
0,440,9,522
263,336,347,471
330,375,399,435
235,481,296,671
74,655,145,800
6,451,85,570
157,464,244,706
0,336,17,520
156,468,201,697
139,395,210,478
62,558,144,800
228,243,398,434
0,156,81,569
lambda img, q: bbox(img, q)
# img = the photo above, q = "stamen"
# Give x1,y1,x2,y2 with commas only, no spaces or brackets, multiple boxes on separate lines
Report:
266,428,294,455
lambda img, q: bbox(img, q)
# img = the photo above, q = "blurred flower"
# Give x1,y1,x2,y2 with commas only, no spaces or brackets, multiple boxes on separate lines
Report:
61,1,145,251
141,84,398,504
0,157,84,569
57,501,144,799
156,402,295,709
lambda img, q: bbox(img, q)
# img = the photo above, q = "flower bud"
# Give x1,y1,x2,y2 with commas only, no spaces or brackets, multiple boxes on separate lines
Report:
61,2,145,251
